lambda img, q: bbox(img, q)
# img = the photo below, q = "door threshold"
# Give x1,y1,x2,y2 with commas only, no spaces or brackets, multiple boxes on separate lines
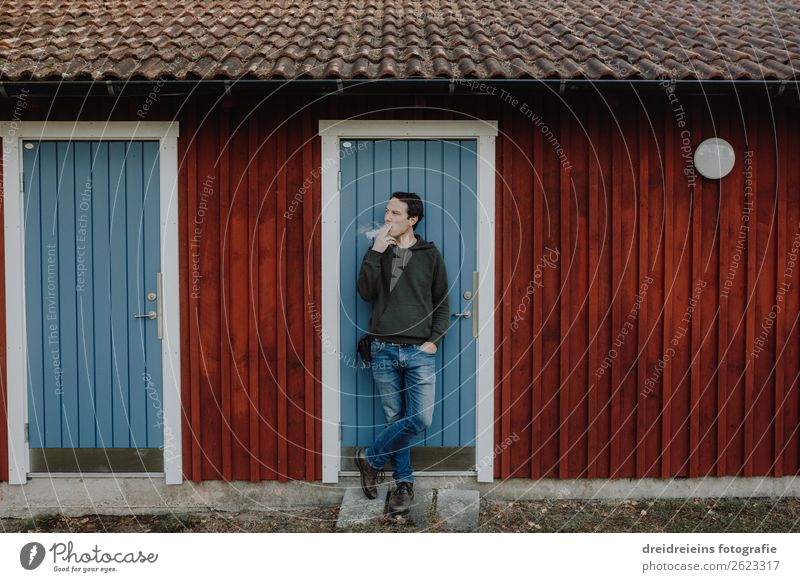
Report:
27,472,166,479
340,470,477,478
29,448,164,473
340,446,475,472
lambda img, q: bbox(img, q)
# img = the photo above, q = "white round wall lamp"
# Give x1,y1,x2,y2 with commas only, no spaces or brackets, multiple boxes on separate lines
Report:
694,137,736,180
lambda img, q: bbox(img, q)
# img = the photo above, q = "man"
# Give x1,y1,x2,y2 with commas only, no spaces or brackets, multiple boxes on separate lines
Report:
354,191,450,516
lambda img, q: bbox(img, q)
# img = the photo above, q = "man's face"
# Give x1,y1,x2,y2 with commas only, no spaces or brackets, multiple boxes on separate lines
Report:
384,197,417,236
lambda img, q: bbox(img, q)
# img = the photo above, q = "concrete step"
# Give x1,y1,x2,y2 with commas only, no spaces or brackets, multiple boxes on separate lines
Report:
335,485,389,529
385,484,435,529
335,485,481,531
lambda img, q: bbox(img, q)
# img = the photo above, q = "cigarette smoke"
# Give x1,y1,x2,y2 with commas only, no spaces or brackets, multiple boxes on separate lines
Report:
361,223,387,240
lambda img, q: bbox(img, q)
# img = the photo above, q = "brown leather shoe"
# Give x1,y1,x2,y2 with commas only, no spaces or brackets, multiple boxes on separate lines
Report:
388,482,414,515
354,448,384,499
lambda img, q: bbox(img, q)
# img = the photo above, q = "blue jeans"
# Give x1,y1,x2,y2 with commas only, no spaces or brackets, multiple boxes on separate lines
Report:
364,340,437,484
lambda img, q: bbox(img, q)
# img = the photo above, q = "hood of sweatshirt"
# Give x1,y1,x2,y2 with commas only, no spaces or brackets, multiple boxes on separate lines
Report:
399,233,436,251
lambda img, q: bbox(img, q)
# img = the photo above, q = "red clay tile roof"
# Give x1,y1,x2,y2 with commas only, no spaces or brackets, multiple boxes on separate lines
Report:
0,1,798,81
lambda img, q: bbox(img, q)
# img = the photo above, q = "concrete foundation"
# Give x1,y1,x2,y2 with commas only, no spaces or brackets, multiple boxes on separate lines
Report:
1,475,798,518
435,489,480,531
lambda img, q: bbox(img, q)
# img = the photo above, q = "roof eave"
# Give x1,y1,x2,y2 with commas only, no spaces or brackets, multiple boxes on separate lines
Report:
0,77,797,98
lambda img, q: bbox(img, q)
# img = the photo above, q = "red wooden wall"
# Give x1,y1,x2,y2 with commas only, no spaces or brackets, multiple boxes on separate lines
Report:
0,89,798,483
493,91,800,480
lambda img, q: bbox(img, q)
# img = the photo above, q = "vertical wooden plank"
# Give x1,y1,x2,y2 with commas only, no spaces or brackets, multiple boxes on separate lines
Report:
782,104,800,476
611,101,622,477
286,110,308,479
356,140,377,445
689,109,702,477
587,105,599,478
724,109,755,477
753,96,776,477
248,108,261,482
596,111,613,477
187,104,202,481
724,100,748,476
500,106,512,478
636,110,649,477
190,100,222,478
126,141,147,448
531,94,544,479
568,102,589,478
539,97,561,477
423,154,444,437
258,103,278,480
744,98,757,477
219,109,232,480
644,109,666,477
142,141,163,448
366,116,380,444
717,105,730,477
421,139,446,448
504,112,532,473
58,142,79,447
108,141,130,447
73,142,95,447
559,105,570,480
230,107,252,479
302,108,316,481
312,100,324,480
670,101,692,476
774,112,788,478
661,106,674,478
276,101,288,482
621,103,639,477
698,107,719,477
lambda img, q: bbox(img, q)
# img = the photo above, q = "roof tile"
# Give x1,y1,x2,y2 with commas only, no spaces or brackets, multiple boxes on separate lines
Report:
0,0,797,81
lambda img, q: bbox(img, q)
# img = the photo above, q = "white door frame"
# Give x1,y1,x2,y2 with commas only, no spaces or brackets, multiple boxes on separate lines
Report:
318,119,497,483
0,121,182,485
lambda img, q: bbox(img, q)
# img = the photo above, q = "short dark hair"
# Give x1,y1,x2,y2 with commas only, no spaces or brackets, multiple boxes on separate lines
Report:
390,192,424,230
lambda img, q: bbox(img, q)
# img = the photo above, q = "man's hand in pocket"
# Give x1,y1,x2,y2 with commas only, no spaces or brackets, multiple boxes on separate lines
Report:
420,341,438,354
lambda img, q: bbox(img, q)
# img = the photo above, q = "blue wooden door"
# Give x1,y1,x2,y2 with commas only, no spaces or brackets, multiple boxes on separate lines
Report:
23,141,163,470
340,139,477,466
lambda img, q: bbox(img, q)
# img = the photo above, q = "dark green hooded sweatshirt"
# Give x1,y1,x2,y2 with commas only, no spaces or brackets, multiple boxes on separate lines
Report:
356,233,450,348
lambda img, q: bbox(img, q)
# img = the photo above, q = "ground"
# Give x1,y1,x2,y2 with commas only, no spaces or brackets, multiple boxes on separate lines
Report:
2,497,799,533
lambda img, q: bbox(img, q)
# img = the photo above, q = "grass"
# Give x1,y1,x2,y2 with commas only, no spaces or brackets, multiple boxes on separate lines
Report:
2,497,798,533
477,497,800,533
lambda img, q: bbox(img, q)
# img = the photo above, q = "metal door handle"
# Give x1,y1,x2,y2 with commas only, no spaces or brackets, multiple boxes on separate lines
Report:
472,271,478,339
132,272,163,340
156,272,163,340
451,271,478,339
